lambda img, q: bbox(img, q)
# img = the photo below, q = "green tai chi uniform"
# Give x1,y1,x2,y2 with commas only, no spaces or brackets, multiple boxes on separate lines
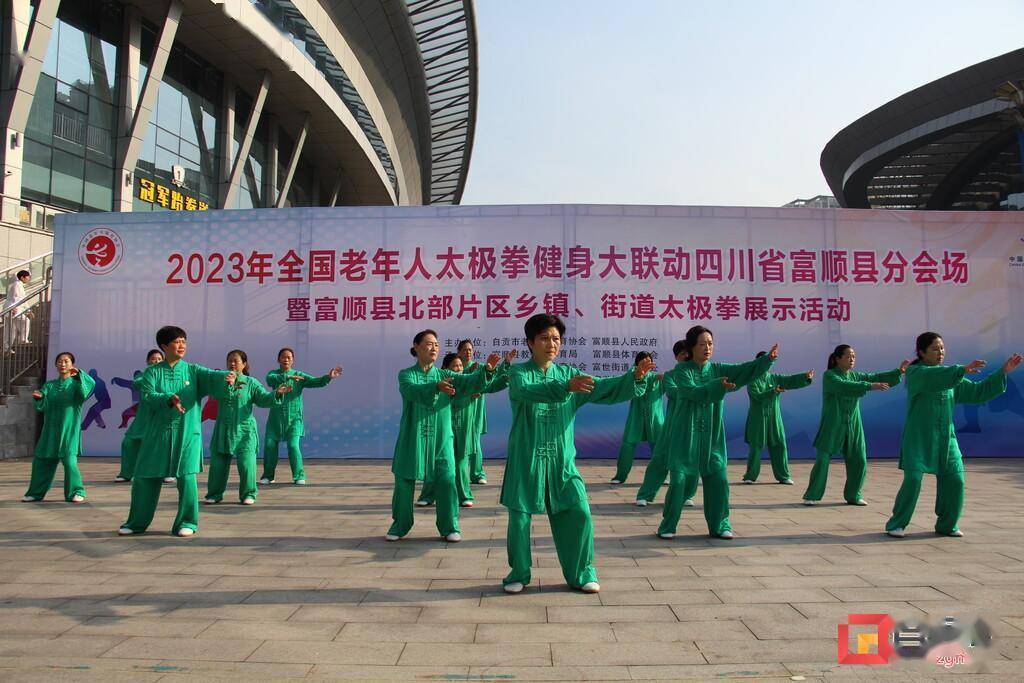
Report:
25,371,96,501
390,362,493,538
117,371,151,481
803,367,903,503
658,355,773,537
466,361,490,483
613,373,666,483
636,363,697,504
206,375,282,503
260,369,333,482
502,361,644,589
886,364,1007,535
419,362,509,505
742,372,813,482
122,361,229,534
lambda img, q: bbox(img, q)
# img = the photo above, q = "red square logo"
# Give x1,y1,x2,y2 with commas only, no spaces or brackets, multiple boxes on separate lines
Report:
838,614,896,664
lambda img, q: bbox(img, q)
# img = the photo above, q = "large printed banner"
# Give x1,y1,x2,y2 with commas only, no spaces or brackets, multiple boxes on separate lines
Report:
52,205,1024,459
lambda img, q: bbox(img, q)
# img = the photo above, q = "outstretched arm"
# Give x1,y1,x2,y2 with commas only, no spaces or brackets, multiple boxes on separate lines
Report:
906,364,968,396
399,370,441,407
954,372,1007,405
716,352,775,390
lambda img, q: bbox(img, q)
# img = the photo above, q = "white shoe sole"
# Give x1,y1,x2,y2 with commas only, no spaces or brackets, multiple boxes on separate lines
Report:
177,528,195,537
580,582,601,593
117,527,134,536
503,582,524,594
635,499,648,507
683,499,695,507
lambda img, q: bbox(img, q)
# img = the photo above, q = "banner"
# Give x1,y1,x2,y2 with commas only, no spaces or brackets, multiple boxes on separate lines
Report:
51,205,1024,459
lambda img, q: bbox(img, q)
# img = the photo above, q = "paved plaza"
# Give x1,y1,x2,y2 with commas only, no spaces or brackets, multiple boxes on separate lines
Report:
0,457,1022,681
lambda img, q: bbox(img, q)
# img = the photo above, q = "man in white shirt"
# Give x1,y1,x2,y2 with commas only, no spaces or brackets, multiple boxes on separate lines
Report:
4,270,33,351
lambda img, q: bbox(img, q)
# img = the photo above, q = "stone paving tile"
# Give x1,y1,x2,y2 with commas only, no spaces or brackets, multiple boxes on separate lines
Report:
308,665,472,680
336,622,476,642
398,642,551,666
553,641,705,666
0,635,125,657
67,616,214,638
197,619,342,641
548,605,679,623
628,663,791,680
101,636,263,662
611,620,754,642
475,623,616,643
245,639,404,665
418,605,548,623
696,637,836,664
290,604,422,623
467,665,631,681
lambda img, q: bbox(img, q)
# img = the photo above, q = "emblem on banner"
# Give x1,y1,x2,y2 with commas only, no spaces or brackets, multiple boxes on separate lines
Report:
79,227,124,275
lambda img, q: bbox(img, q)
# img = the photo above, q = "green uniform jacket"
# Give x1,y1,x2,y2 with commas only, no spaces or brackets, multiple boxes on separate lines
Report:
123,372,154,440
621,373,666,444
392,362,493,481
812,367,903,453
210,375,282,456
899,364,1007,474
137,360,230,478
744,371,813,448
451,362,509,461
500,361,644,515
662,355,774,477
465,361,489,441
265,369,332,440
33,372,96,459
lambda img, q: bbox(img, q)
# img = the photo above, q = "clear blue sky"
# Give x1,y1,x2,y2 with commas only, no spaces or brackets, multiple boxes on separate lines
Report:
461,0,1024,207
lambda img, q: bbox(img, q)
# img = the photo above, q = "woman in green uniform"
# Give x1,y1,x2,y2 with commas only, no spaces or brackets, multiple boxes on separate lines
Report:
885,332,1021,538
802,345,906,506
611,351,665,485
259,348,342,485
387,330,501,543
657,326,777,540
205,350,292,506
502,314,655,595
22,352,96,503
741,353,814,484
117,326,231,537
457,339,490,485
115,349,164,482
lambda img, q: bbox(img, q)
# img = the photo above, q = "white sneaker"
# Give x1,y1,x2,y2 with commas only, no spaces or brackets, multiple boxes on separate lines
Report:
580,582,601,593
259,477,272,485
21,495,38,502
415,500,431,507
657,532,675,539
242,497,255,505
718,530,735,540
460,500,474,507
384,533,401,542
803,499,816,506
163,477,176,484
445,532,462,542
851,499,868,506
117,527,134,536
635,499,649,507
503,581,524,594
610,479,622,485
779,479,794,485
948,529,964,537
477,479,487,485
742,479,755,484
683,499,695,507
203,498,218,505
177,528,195,537
294,479,306,485
114,476,128,483
887,527,906,538
70,494,85,503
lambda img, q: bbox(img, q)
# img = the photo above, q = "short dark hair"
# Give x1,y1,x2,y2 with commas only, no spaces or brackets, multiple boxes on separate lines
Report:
277,347,294,360
146,348,164,362
410,329,438,357
672,339,687,358
457,339,473,351
683,325,712,355
16,270,30,279
156,326,186,348
227,349,250,375
912,332,942,365
55,351,75,364
634,351,651,366
524,313,565,342
442,352,460,369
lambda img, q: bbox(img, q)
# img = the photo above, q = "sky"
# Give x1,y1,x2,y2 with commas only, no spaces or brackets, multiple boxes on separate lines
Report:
460,0,1024,208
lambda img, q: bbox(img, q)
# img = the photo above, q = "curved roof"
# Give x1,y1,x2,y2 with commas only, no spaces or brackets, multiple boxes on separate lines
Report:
821,48,1024,210
405,0,478,204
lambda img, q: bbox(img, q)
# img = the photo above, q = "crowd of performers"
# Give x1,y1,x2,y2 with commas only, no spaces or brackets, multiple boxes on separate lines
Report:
20,317,1023,595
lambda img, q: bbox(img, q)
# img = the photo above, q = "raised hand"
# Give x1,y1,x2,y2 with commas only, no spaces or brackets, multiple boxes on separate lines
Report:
68,367,79,377
1002,353,1023,375
634,356,655,380
767,343,779,361
328,366,342,379
288,375,305,382
471,393,482,399
568,374,595,394
485,352,501,371
276,383,293,395
721,377,736,390
437,379,456,396
169,394,186,414
965,359,986,375
225,371,237,385
806,369,815,381
32,391,42,400
870,382,890,391
775,385,785,393
504,349,518,363
899,359,911,373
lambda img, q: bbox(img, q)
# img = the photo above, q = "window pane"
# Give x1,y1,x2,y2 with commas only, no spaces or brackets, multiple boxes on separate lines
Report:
52,103,87,156
86,97,114,161
55,81,89,112
179,139,201,164
154,145,177,183
84,160,113,211
155,79,182,134
25,74,56,144
56,21,91,89
90,37,117,103
21,139,52,199
50,148,85,207
137,121,157,166
156,127,180,154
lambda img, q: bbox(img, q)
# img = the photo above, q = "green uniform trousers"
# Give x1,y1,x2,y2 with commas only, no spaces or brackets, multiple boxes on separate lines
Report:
122,475,199,534
504,498,597,589
886,469,964,535
260,433,303,482
25,455,85,501
471,437,486,483
206,450,257,503
802,445,866,503
418,453,474,505
389,460,459,538
658,468,730,537
613,440,655,482
636,453,697,504
742,442,791,482
117,437,141,480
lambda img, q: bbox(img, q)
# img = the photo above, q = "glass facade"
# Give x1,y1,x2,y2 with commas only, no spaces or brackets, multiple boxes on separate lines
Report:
231,89,268,210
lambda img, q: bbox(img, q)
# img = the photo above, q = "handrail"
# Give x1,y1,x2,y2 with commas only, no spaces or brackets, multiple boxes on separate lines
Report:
1,280,51,396
1,251,53,280
1,283,50,317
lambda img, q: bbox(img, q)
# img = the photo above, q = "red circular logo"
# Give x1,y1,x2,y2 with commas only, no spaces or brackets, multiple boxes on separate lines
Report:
78,227,124,275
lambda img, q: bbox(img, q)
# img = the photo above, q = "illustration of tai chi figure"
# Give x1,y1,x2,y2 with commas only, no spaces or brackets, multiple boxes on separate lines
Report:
81,369,111,430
